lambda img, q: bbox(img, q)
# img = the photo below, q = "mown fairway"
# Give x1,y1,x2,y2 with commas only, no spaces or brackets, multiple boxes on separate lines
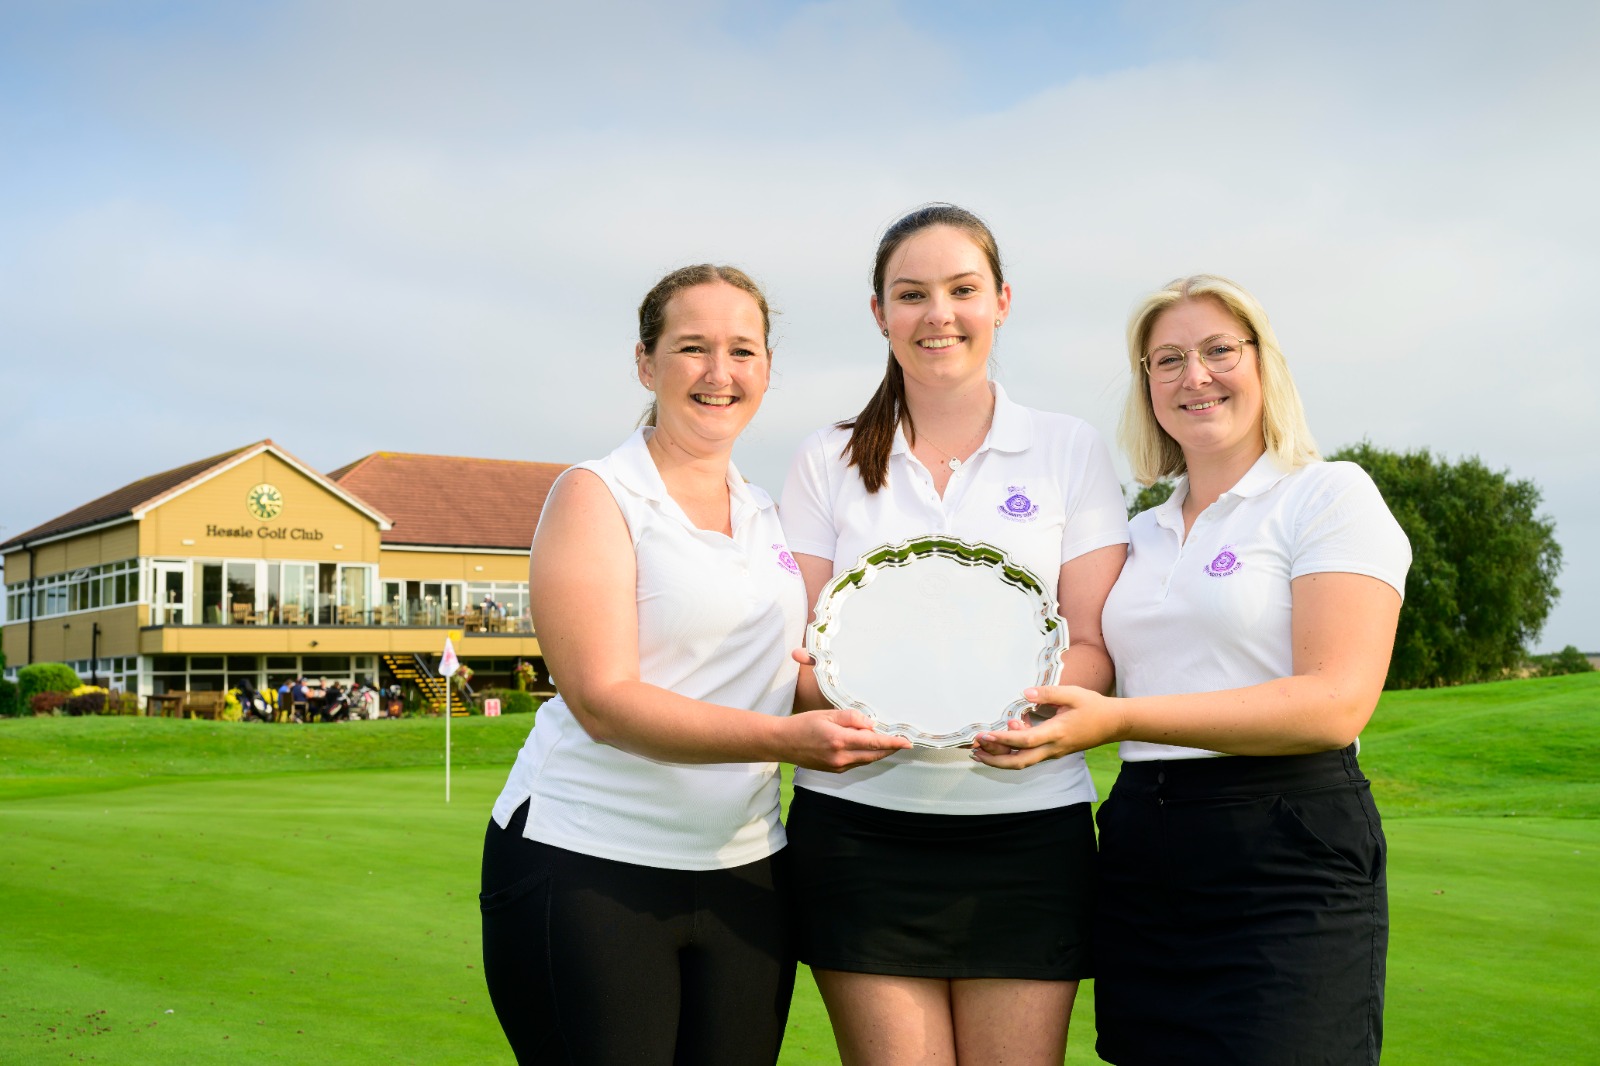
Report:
2,674,1597,1064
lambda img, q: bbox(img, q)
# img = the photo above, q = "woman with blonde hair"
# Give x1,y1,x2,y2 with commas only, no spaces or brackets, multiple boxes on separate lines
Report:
976,275,1410,1064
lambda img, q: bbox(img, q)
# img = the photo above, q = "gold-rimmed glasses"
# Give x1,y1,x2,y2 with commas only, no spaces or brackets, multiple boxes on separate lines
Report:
1142,334,1255,383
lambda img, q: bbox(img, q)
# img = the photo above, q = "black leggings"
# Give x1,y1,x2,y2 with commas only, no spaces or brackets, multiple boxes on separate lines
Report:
480,802,795,1065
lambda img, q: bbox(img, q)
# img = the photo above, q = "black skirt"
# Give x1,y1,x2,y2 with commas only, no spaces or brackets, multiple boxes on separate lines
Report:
785,787,1097,980
1094,746,1387,1066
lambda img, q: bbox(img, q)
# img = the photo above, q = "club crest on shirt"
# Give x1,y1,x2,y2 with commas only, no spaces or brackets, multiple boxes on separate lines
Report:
997,485,1040,522
772,544,801,575
1205,546,1243,578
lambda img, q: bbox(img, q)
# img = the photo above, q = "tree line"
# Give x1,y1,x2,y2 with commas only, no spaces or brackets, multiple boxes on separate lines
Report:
1124,444,1589,689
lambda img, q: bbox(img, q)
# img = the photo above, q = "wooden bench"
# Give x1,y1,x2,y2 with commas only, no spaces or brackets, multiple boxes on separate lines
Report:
183,691,227,720
145,693,184,717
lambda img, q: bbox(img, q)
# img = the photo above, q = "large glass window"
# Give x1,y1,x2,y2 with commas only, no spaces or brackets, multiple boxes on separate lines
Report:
465,581,532,631
265,563,281,623
388,580,465,625
281,563,316,625
225,562,258,624
338,565,373,624
4,560,142,622
197,563,224,624
152,563,187,625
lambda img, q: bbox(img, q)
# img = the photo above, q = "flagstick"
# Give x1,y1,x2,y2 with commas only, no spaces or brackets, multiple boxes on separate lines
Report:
440,635,460,805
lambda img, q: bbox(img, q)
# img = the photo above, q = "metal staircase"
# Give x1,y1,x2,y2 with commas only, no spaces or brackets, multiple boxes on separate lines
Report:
379,652,459,715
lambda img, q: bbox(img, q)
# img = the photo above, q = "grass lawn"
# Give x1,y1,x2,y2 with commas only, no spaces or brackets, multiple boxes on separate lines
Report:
2,673,1597,1064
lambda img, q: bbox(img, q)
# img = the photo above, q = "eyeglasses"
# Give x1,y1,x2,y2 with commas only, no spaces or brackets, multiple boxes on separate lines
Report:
1142,334,1256,383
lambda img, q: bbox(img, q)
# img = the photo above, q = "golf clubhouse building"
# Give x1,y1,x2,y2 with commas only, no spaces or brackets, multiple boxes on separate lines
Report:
1,440,565,704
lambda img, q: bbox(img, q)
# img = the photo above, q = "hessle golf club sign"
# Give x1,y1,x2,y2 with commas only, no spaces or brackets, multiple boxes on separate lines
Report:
205,524,326,541
202,482,326,540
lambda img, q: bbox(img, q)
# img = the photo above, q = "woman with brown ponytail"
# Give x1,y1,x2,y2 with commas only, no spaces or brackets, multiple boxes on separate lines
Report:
780,205,1130,1064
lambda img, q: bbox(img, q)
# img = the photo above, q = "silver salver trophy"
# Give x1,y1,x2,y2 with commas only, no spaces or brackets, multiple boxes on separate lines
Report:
806,536,1066,748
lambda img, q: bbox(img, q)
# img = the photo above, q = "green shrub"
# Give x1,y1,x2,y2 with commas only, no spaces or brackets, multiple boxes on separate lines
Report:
0,678,20,717
481,688,539,715
30,691,69,715
18,663,82,707
63,690,108,716
1528,645,1596,678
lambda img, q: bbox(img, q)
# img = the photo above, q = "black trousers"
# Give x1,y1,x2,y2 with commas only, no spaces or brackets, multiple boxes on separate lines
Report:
1094,746,1387,1066
480,801,795,1066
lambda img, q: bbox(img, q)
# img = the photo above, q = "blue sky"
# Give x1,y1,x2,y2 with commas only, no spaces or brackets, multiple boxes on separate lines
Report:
3,0,1598,651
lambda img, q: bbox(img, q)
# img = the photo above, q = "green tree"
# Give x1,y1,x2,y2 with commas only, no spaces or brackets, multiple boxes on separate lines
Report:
1528,645,1595,678
1126,478,1176,519
1329,443,1563,688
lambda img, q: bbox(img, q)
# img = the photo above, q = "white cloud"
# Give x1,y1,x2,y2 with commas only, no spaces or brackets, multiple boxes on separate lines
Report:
3,0,1596,649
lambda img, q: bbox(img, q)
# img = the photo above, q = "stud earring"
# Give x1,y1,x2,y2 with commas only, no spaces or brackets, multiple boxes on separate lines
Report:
994,319,1002,328
882,328,889,337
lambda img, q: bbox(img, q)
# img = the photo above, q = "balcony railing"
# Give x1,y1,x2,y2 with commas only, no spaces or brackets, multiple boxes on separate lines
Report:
148,603,534,634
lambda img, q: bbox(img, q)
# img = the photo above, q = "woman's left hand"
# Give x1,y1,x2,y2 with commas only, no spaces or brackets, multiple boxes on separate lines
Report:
969,685,1124,769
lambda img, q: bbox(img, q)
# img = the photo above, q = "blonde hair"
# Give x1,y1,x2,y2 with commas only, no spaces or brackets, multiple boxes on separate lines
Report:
1118,274,1319,485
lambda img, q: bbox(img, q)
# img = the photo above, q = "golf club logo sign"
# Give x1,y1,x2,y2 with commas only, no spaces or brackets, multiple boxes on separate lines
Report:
205,483,325,540
246,483,284,520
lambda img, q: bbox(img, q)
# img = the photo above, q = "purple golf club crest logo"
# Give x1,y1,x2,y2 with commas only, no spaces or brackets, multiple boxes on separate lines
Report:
997,485,1040,522
773,544,800,575
1206,546,1242,578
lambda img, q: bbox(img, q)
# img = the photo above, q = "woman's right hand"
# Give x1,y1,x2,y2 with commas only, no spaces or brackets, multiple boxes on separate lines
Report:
782,708,910,773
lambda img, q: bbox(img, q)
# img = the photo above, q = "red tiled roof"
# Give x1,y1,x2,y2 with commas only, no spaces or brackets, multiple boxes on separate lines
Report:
330,452,569,551
1,443,261,551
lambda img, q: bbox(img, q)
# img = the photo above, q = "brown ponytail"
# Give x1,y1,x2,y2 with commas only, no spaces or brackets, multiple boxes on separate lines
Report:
840,204,1003,493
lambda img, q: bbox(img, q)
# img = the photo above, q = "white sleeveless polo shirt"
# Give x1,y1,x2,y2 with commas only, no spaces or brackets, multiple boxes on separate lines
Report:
491,429,807,870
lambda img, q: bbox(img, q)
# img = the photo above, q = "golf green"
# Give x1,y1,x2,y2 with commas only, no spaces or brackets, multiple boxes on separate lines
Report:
2,673,1596,1063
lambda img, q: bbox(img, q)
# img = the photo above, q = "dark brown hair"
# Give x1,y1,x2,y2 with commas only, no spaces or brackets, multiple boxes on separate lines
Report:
841,204,1004,491
636,264,773,428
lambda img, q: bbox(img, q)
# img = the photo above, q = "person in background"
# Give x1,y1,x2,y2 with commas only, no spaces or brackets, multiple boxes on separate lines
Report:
288,677,309,723
480,263,908,1065
974,274,1409,1065
318,680,350,722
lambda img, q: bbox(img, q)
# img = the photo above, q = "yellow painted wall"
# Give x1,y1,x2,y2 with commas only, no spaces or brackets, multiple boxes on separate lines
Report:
4,523,140,581
140,453,384,563
377,550,528,582
67,525,139,571
1,606,141,664
2,624,26,665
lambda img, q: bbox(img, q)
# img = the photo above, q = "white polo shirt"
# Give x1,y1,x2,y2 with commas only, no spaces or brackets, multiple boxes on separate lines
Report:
781,383,1130,814
491,428,807,870
1104,454,1411,762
